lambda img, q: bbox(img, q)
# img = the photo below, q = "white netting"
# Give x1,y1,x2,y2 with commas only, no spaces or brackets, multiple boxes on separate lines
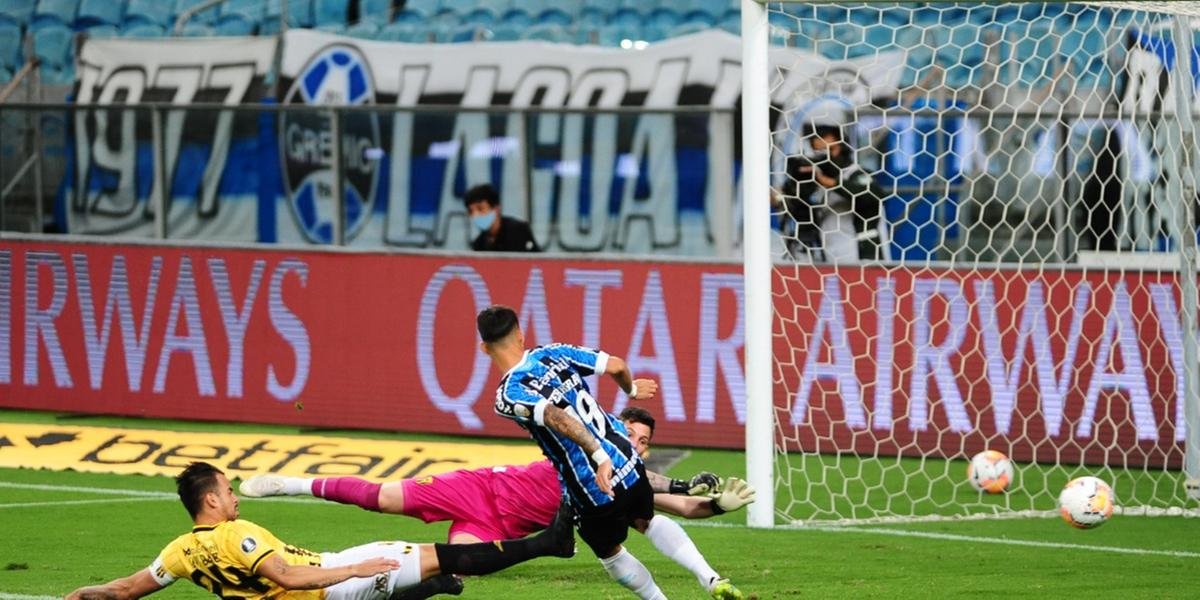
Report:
761,1,1200,524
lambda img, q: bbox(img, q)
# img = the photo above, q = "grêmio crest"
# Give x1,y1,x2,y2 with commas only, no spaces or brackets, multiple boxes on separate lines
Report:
279,44,381,244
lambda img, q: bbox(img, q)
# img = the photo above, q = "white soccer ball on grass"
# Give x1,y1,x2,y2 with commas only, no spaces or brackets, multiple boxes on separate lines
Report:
1059,476,1115,529
966,450,1014,493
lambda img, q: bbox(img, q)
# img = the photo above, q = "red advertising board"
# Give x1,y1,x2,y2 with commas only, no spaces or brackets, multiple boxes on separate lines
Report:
0,239,1189,467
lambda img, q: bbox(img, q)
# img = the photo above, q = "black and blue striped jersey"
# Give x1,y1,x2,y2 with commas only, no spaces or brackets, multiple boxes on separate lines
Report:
493,343,641,508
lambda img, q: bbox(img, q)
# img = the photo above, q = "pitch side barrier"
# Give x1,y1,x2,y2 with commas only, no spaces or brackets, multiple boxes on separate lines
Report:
0,233,1195,465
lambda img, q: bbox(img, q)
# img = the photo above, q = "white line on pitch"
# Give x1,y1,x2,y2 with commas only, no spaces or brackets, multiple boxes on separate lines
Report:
0,481,173,497
807,525,1200,559
0,480,322,504
0,496,169,509
0,594,59,600
675,519,1200,559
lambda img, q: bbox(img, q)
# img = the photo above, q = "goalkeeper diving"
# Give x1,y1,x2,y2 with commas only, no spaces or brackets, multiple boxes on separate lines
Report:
242,407,754,598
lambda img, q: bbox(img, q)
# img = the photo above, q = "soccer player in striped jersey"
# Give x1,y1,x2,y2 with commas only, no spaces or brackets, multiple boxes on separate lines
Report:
477,305,744,600
65,461,575,600
240,407,755,598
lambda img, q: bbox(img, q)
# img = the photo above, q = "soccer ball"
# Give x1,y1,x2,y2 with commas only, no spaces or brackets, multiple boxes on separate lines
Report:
967,450,1013,493
1059,476,1115,529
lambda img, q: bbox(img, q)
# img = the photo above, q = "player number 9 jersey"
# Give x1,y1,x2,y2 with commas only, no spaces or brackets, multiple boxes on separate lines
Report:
493,343,641,507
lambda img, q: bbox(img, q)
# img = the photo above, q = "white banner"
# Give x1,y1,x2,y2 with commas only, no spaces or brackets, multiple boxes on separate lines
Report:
277,29,901,254
68,37,278,240
62,32,901,257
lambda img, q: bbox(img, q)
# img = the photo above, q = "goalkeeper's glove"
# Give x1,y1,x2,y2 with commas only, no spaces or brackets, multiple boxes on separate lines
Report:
708,477,756,515
668,471,721,496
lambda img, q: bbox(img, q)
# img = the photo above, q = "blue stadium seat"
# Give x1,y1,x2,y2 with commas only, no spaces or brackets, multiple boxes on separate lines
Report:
640,25,668,43
83,23,119,38
377,22,429,42
468,0,511,16
606,7,640,29
436,22,477,42
597,24,635,47
262,0,313,31
536,8,571,27
679,0,717,28
214,13,255,35
359,0,392,24
33,23,73,83
33,0,77,28
460,7,498,27
717,13,737,35
121,22,166,37
797,17,830,46
485,24,521,42
0,0,35,27
0,20,22,70
313,0,347,27
1014,26,1058,86
578,4,604,28
671,21,709,39
222,0,265,22
499,8,532,28
404,0,440,18
314,21,344,33
174,0,219,25
180,21,215,36
124,0,172,27
76,0,123,28
344,20,380,38
646,7,681,30
0,65,12,81
392,8,426,25
520,24,568,43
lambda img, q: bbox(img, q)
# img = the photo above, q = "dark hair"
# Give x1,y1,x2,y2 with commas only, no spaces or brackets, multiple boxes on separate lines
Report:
176,462,223,518
619,406,656,435
464,184,500,209
477,305,520,344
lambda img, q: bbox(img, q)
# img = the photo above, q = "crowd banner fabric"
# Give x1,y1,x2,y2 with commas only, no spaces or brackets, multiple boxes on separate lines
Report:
0,238,1190,462
63,31,901,256
67,37,278,241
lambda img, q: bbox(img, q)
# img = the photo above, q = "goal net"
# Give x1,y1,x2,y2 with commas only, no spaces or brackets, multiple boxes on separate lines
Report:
742,1,1200,525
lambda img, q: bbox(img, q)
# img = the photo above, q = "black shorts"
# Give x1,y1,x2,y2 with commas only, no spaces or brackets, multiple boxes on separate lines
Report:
576,462,655,557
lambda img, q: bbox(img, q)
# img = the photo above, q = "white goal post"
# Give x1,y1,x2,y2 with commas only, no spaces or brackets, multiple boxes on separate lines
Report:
741,1,1200,527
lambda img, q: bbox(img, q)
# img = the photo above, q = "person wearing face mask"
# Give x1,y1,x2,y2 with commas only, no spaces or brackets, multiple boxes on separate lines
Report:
780,123,883,264
464,184,540,252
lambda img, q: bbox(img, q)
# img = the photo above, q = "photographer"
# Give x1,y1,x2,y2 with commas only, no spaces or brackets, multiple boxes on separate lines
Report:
779,124,882,263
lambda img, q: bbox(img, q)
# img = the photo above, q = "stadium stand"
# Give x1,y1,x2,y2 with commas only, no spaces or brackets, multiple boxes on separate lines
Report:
0,0,1151,93
0,19,20,80
120,22,166,38
32,22,73,84
32,0,77,29
123,0,171,28
76,0,123,29
358,0,392,24
173,0,220,26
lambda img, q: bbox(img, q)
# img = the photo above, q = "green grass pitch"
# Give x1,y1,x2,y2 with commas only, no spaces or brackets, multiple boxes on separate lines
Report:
2,411,1200,598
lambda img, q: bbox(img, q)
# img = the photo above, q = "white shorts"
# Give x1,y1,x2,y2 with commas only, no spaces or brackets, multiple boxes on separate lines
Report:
322,541,423,600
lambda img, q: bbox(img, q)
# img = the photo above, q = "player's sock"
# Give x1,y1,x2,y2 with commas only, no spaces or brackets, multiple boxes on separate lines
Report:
644,515,720,590
435,500,573,575
311,477,382,511
433,537,548,575
281,477,312,495
389,574,464,599
599,548,667,600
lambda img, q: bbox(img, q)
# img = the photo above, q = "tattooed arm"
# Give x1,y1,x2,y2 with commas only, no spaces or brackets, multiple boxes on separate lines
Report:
543,403,615,497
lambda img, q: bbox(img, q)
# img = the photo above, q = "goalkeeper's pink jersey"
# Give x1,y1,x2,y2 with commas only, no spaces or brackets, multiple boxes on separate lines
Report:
400,458,562,540
490,459,562,537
